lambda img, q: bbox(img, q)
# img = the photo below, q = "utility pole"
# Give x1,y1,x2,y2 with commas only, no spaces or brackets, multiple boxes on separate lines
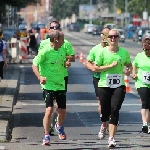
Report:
125,0,128,27
114,0,117,24
89,0,92,24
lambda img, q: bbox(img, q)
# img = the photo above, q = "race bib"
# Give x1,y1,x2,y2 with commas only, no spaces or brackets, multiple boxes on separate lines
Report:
142,71,150,84
106,74,122,88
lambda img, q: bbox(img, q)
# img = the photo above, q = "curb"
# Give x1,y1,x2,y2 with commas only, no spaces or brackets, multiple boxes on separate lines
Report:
0,65,21,142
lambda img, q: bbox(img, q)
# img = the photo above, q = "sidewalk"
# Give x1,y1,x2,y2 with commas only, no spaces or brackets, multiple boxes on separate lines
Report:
0,65,21,141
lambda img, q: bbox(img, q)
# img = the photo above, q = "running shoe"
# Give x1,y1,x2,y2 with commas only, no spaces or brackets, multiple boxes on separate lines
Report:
148,126,150,134
55,116,58,123
49,126,54,136
98,124,106,139
42,136,50,146
106,126,109,132
142,125,148,133
55,123,66,140
108,137,116,148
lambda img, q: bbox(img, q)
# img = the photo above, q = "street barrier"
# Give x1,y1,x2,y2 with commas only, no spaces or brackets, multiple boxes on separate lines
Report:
6,38,20,63
20,37,28,60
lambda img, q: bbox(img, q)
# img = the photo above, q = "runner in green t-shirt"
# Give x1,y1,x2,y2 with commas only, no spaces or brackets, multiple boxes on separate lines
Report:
93,29,131,148
85,27,110,136
32,30,69,145
39,21,75,136
132,37,150,134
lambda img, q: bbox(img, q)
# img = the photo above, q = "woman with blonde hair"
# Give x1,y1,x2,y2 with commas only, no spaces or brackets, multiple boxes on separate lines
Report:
93,29,131,148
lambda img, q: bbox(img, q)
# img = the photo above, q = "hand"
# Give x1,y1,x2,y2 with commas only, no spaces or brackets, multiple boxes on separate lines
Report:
132,74,137,80
39,76,46,84
4,62,8,68
65,59,71,68
109,61,118,68
125,68,130,76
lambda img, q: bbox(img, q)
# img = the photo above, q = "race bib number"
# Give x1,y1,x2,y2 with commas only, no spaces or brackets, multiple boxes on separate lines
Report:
142,71,150,84
106,74,122,88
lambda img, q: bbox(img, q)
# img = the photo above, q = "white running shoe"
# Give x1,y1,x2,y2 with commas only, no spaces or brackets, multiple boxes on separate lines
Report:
108,137,116,148
148,126,150,134
98,124,106,139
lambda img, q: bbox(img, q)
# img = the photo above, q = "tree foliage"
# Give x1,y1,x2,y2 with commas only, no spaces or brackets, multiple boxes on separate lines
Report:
0,0,40,8
51,0,98,21
0,0,41,19
51,0,150,20
116,0,150,17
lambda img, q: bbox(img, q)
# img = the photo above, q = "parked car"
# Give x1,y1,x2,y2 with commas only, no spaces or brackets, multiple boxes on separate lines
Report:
3,28,20,40
104,23,117,29
19,23,27,30
68,23,80,32
30,23,46,29
125,26,138,39
142,29,150,41
117,28,126,43
84,24,95,34
133,27,150,42
92,26,103,36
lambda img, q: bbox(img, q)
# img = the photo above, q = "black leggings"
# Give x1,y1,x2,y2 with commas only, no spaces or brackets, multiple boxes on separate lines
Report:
0,61,4,79
137,87,150,110
98,85,126,126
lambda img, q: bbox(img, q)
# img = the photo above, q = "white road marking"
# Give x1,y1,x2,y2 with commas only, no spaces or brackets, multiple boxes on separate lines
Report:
0,146,5,150
22,103,141,106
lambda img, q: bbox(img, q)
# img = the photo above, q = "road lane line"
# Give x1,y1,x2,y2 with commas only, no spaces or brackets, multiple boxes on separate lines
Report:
22,103,141,106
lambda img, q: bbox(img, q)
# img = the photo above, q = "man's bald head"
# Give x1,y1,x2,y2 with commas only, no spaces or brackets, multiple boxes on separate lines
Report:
49,30,64,49
49,30,64,42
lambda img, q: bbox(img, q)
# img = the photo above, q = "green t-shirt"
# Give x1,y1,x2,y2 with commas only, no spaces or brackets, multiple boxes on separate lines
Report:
132,52,150,89
87,44,103,78
38,38,50,51
38,38,75,77
62,39,75,76
95,47,131,88
33,45,66,91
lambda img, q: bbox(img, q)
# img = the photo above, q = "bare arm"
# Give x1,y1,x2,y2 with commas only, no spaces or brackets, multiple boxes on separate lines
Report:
124,62,132,76
93,61,118,72
132,65,138,80
66,55,75,62
32,64,41,80
85,60,95,71
32,64,46,84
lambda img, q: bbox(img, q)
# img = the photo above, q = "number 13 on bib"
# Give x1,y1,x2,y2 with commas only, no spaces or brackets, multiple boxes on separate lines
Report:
142,71,150,84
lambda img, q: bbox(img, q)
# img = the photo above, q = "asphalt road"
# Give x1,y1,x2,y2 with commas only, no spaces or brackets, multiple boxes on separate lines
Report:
0,31,149,150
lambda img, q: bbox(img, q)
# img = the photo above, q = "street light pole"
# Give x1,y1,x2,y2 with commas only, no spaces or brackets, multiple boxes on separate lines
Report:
145,0,147,11
89,0,92,24
113,0,116,24
125,0,128,27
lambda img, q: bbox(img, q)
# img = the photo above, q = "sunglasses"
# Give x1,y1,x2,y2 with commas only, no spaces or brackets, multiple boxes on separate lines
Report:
49,25,60,30
143,49,150,52
108,35,119,39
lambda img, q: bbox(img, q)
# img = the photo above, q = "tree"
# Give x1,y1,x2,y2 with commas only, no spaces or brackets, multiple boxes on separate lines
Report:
0,0,40,8
51,0,98,21
116,0,150,18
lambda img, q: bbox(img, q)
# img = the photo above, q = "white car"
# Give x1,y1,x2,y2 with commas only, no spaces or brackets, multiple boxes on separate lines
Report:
117,29,126,43
84,24,95,34
142,30,150,41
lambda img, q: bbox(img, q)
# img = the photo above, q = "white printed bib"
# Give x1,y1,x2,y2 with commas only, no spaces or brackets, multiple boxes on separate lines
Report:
106,74,122,88
142,71,150,84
